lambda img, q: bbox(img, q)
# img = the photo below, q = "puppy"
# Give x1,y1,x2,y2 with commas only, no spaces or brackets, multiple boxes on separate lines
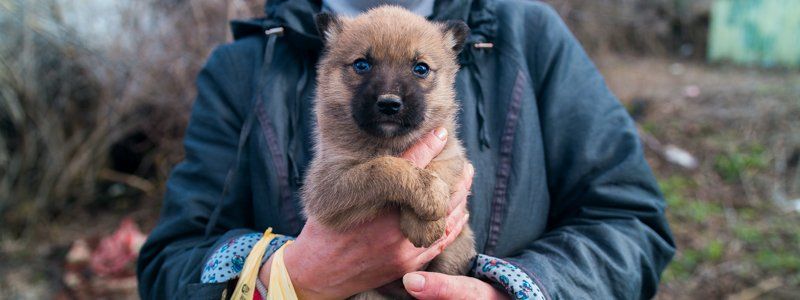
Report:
302,6,475,299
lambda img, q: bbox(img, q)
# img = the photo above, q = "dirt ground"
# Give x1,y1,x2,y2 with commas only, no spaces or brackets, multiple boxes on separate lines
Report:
1,53,797,299
597,54,800,299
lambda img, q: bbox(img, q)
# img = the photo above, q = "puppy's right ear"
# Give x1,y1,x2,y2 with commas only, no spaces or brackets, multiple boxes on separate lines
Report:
315,13,343,45
442,20,470,54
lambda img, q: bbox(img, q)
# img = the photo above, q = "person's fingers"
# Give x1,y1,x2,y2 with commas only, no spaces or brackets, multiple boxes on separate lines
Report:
401,128,448,168
448,163,474,212
466,162,474,187
416,213,469,264
403,272,485,300
446,200,467,236
445,209,468,245
447,183,467,214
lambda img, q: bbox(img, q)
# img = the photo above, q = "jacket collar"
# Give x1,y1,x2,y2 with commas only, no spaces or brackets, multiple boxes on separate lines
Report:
230,0,496,50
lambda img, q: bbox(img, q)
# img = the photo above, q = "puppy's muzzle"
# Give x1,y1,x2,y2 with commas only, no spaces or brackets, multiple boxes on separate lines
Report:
376,94,403,116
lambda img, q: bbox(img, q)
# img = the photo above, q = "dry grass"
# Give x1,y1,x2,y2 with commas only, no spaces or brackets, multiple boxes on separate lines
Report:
543,0,712,58
1,0,262,297
0,0,262,236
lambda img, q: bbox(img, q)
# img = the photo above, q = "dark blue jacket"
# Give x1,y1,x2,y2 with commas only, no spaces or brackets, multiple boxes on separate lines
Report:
137,0,675,299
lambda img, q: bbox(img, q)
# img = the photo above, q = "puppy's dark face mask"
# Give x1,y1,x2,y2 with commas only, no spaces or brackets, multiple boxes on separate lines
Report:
314,8,469,144
346,54,432,138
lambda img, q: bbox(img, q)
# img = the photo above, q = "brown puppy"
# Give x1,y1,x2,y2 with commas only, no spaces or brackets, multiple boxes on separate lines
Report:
302,6,475,299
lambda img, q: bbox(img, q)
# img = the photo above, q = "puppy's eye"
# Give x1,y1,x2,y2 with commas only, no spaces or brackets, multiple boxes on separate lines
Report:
352,59,371,74
412,62,430,78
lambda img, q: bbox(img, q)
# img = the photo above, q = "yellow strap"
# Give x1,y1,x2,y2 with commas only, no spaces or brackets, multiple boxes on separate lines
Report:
231,228,278,300
267,240,298,300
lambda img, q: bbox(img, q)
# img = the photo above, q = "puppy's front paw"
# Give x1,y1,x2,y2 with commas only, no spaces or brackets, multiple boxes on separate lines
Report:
414,170,450,221
401,210,446,248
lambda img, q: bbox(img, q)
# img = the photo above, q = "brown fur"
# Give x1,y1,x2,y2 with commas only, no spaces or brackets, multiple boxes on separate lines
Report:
302,6,476,299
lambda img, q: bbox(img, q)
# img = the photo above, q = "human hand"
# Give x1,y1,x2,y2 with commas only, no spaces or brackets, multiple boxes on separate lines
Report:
258,128,475,299
403,272,509,300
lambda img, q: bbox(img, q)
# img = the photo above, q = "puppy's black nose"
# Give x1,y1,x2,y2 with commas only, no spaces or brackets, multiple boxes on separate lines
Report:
376,94,403,115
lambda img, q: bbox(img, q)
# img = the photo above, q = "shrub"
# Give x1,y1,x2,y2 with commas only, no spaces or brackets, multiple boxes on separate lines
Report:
0,0,261,234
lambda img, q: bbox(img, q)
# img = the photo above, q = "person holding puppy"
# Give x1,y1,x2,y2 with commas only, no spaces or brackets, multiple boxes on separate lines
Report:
137,1,675,299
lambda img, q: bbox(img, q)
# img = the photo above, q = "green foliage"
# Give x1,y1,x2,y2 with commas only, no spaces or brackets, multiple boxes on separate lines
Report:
732,219,800,274
663,238,726,282
733,224,762,243
756,250,800,272
704,239,725,262
660,176,695,203
660,176,723,223
687,201,724,223
640,121,659,136
663,250,697,281
660,175,726,283
713,144,768,182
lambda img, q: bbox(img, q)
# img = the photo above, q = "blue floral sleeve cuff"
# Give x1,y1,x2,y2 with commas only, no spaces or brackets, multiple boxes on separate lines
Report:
200,232,295,283
472,254,546,300
200,234,545,300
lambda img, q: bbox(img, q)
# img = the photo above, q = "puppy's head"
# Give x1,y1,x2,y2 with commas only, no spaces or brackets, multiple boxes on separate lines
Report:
314,6,469,149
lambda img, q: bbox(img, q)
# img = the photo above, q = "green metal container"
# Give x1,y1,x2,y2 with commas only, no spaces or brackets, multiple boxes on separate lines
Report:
709,0,800,67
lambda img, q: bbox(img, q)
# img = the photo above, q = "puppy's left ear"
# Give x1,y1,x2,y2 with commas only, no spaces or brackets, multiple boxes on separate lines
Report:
441,20,470,53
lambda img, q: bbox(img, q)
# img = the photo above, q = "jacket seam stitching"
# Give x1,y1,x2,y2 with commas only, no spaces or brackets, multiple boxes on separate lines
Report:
485,69,526,255
255,99,300,232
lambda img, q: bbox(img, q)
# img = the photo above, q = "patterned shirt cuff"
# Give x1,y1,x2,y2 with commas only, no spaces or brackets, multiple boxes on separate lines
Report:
472,254,546,300
200,232,295,283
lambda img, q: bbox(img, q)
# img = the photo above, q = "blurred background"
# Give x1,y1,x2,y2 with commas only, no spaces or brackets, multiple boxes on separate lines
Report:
1,0,798,299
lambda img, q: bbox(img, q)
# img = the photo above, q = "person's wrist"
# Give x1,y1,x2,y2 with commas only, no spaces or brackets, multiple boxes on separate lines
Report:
257,256,273,289
281,242,338,300
257,243,325,300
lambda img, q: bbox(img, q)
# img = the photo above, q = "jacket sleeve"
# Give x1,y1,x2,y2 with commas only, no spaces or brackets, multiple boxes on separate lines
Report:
137,45,257,298
503,4,676,299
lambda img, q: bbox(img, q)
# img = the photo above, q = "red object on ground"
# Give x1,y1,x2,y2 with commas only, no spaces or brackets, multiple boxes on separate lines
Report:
89,218,147,277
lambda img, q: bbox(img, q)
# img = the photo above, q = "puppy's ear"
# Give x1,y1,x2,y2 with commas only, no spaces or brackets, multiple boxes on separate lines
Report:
441,20,470,53
315,12,343,45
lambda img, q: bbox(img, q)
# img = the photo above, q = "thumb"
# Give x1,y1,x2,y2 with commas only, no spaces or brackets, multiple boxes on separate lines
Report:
403,271,473,300
401,128,448,168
